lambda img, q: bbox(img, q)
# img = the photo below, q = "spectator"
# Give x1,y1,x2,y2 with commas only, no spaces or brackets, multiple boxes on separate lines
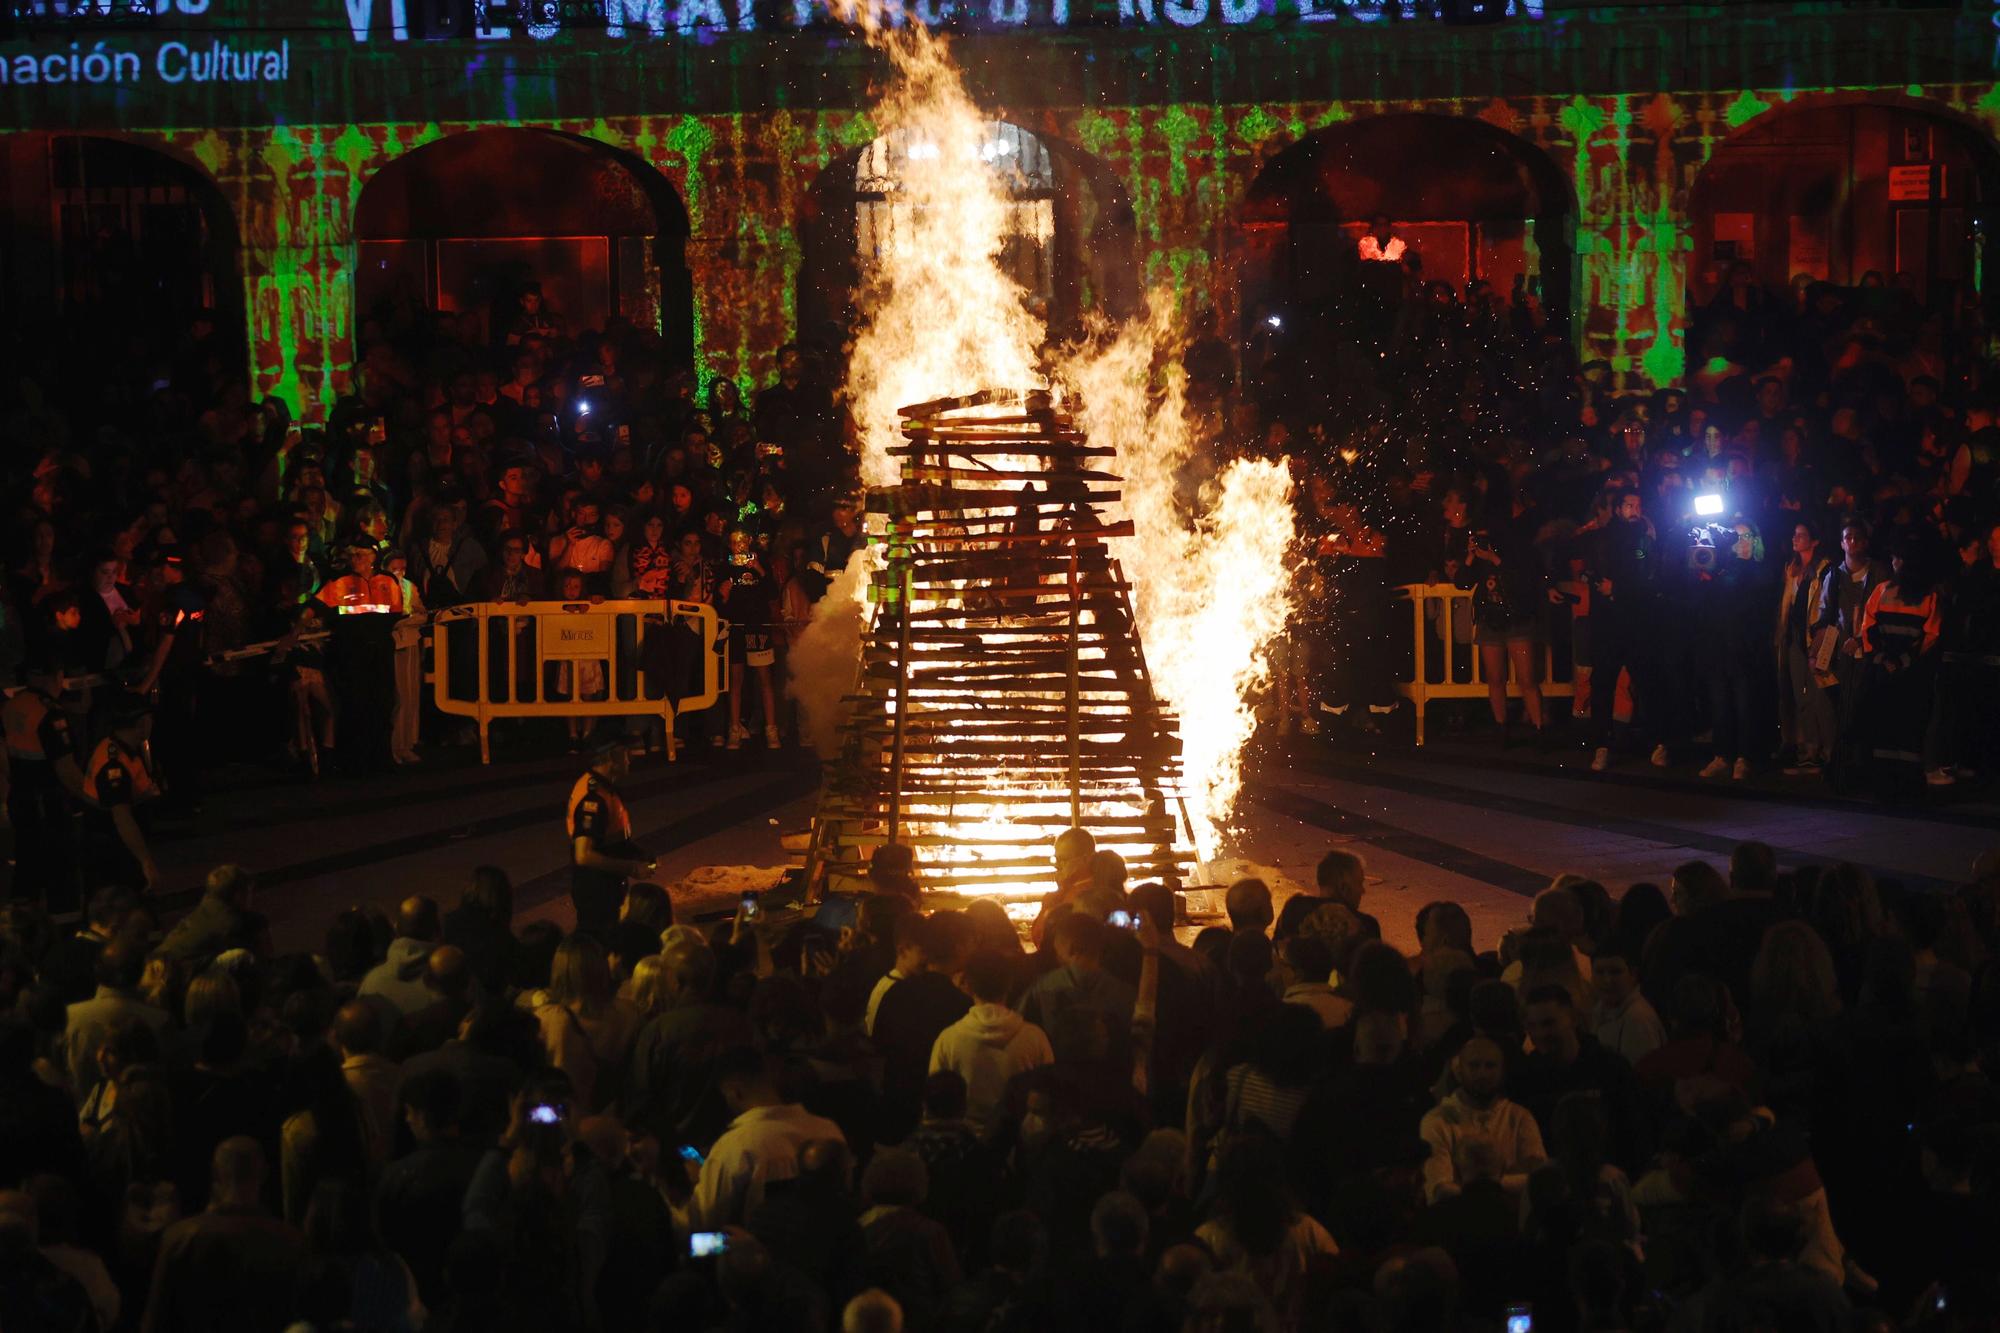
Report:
684,1047,844,1231
359,895,443,1019
1588,939,1666,1065
142,1137,306,1333
155,864,268,971
928,950,1053,1138
1420,1035,1547,1202
63,937,171,1096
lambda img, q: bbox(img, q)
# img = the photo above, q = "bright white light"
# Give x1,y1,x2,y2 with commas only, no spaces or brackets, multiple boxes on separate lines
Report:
1693,493,1725,517
906,140,940,161
1264,314,1282,329
577,400,592,415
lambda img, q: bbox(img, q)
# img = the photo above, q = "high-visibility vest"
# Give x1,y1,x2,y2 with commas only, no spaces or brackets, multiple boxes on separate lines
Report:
318,573,405,616
82,738,159,808
567,771,632,847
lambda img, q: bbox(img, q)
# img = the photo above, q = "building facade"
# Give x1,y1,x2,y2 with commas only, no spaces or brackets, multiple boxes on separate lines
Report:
2,0,1995,416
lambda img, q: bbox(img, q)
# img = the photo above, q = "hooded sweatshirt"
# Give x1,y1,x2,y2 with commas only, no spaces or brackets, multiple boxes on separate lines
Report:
928,1003,1053,1136
359,937,435,1016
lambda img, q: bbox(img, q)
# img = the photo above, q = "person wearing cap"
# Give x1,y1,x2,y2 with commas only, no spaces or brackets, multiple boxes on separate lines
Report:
78,698,163,893
316,540,404,775
567,740,654,940
2,658,86,907
135,544,208,813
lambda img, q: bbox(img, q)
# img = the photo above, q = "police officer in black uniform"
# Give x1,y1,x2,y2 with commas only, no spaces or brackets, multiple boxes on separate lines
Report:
566,739,654,940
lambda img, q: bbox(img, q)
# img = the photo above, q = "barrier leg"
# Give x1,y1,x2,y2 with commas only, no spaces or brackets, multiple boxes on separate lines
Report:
479,719,491,766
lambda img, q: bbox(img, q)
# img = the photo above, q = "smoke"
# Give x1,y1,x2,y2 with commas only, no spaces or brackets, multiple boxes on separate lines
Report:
786,549,875,756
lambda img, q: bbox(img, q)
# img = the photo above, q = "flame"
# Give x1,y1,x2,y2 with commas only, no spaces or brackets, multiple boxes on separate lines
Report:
1054,307,1296,857
845,23,1046,487
822,20,1297,895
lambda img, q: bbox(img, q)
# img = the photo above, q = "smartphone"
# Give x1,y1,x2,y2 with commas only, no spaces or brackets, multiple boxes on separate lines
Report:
1107,909,1138,930
617,424,632,445
688,1231,729,1258
730,552,753,567
580,373,606,389
1505,1304,1533,1333
528,1103,564,1126
677,1144,705,1165
740,891,762,920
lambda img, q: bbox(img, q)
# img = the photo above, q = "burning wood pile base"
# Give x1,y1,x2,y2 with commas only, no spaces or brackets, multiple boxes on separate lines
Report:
805,390,1196,912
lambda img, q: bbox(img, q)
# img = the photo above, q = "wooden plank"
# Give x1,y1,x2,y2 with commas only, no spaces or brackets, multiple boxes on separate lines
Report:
903,466,1125,483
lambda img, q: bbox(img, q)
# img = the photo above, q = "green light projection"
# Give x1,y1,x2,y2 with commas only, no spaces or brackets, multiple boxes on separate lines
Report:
134,75,2000,418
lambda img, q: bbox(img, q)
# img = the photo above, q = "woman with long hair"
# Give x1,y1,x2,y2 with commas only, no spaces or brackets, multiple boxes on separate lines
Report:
1850,537,1947,786
535,936,639,1112
1195,1133,1338,1332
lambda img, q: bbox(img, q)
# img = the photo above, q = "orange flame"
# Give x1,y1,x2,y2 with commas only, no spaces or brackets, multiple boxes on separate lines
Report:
832,23,1297,890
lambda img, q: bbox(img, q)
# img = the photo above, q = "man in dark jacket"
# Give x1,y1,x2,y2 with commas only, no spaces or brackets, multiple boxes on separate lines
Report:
1586,490,1661,771
155,865,269,972
872,915,972,1143
141,1138,305,1333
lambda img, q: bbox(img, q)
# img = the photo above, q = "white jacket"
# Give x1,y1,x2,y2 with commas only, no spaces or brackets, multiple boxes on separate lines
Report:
928,1003,1054,1135
1418,1090,1547,1203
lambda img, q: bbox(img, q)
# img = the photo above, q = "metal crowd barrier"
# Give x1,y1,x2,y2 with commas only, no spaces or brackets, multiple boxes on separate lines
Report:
1393,582,1576,747
426,599,726,763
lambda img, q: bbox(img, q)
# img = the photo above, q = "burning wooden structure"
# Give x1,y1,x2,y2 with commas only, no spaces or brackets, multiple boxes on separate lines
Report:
805,389,1195,908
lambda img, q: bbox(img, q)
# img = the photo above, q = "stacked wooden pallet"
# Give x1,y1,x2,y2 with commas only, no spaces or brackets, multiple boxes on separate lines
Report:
805,390,1193,904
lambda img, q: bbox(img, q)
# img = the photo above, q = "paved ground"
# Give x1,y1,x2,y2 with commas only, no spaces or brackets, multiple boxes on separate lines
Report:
108,719,1998,957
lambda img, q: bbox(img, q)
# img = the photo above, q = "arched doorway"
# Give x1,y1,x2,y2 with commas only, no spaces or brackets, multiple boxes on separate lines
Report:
41,135,244,360
1239,113,1574,340
797,121,1138,358
1687,100,2000,353
352,129,692,361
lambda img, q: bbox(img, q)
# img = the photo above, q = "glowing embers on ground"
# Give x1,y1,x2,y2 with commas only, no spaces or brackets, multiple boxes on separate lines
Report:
806,392,1191,910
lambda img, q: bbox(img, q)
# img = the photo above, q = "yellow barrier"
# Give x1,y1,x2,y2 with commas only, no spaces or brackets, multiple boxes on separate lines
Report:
426,599,726,763
1392,583,1576,747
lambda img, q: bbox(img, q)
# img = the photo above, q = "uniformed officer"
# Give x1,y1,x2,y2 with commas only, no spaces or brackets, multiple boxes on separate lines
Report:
79,697,162,894
567,739,654,940
316,538,404,775
2,658,85,908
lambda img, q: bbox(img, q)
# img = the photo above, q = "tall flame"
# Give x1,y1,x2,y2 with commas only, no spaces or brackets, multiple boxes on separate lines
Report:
828,21,1296,882
846,24,1046,487
1054,309,1296,857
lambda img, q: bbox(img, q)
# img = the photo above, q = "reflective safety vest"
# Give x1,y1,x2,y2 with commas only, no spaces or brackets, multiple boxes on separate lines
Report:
318,573,405,616
82,738,158,809
567,771,631,847
2,688,71,763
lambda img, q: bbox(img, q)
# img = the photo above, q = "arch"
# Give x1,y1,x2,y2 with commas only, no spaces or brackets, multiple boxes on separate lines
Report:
1237,112,1575,338
796,120,1138,361
1685,95,2000,357
34,133,246,366
352,128,692,362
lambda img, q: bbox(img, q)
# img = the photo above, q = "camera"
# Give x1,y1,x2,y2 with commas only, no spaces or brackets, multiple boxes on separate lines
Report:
740,891,762,920
1504,1305,1533,1333
528,1102,564,1126
689,1231,730,1258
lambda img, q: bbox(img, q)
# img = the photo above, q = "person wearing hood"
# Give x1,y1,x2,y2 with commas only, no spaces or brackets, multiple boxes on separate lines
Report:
359,896,442,1020
929,951,1053,1138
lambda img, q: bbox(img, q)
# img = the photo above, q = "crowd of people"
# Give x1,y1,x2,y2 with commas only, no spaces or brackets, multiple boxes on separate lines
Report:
1235,230,2000,794
1,831,1997,1333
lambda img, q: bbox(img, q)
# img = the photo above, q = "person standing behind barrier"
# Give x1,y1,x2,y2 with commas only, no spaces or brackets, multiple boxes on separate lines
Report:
382,550,426,767
1816,518,1884,740
1694,519,1773,782
567,739,655,941
1777,519,1837,776
78,696,162,894
1584,491,1662,773
316,539,403,776
716,525,780,751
